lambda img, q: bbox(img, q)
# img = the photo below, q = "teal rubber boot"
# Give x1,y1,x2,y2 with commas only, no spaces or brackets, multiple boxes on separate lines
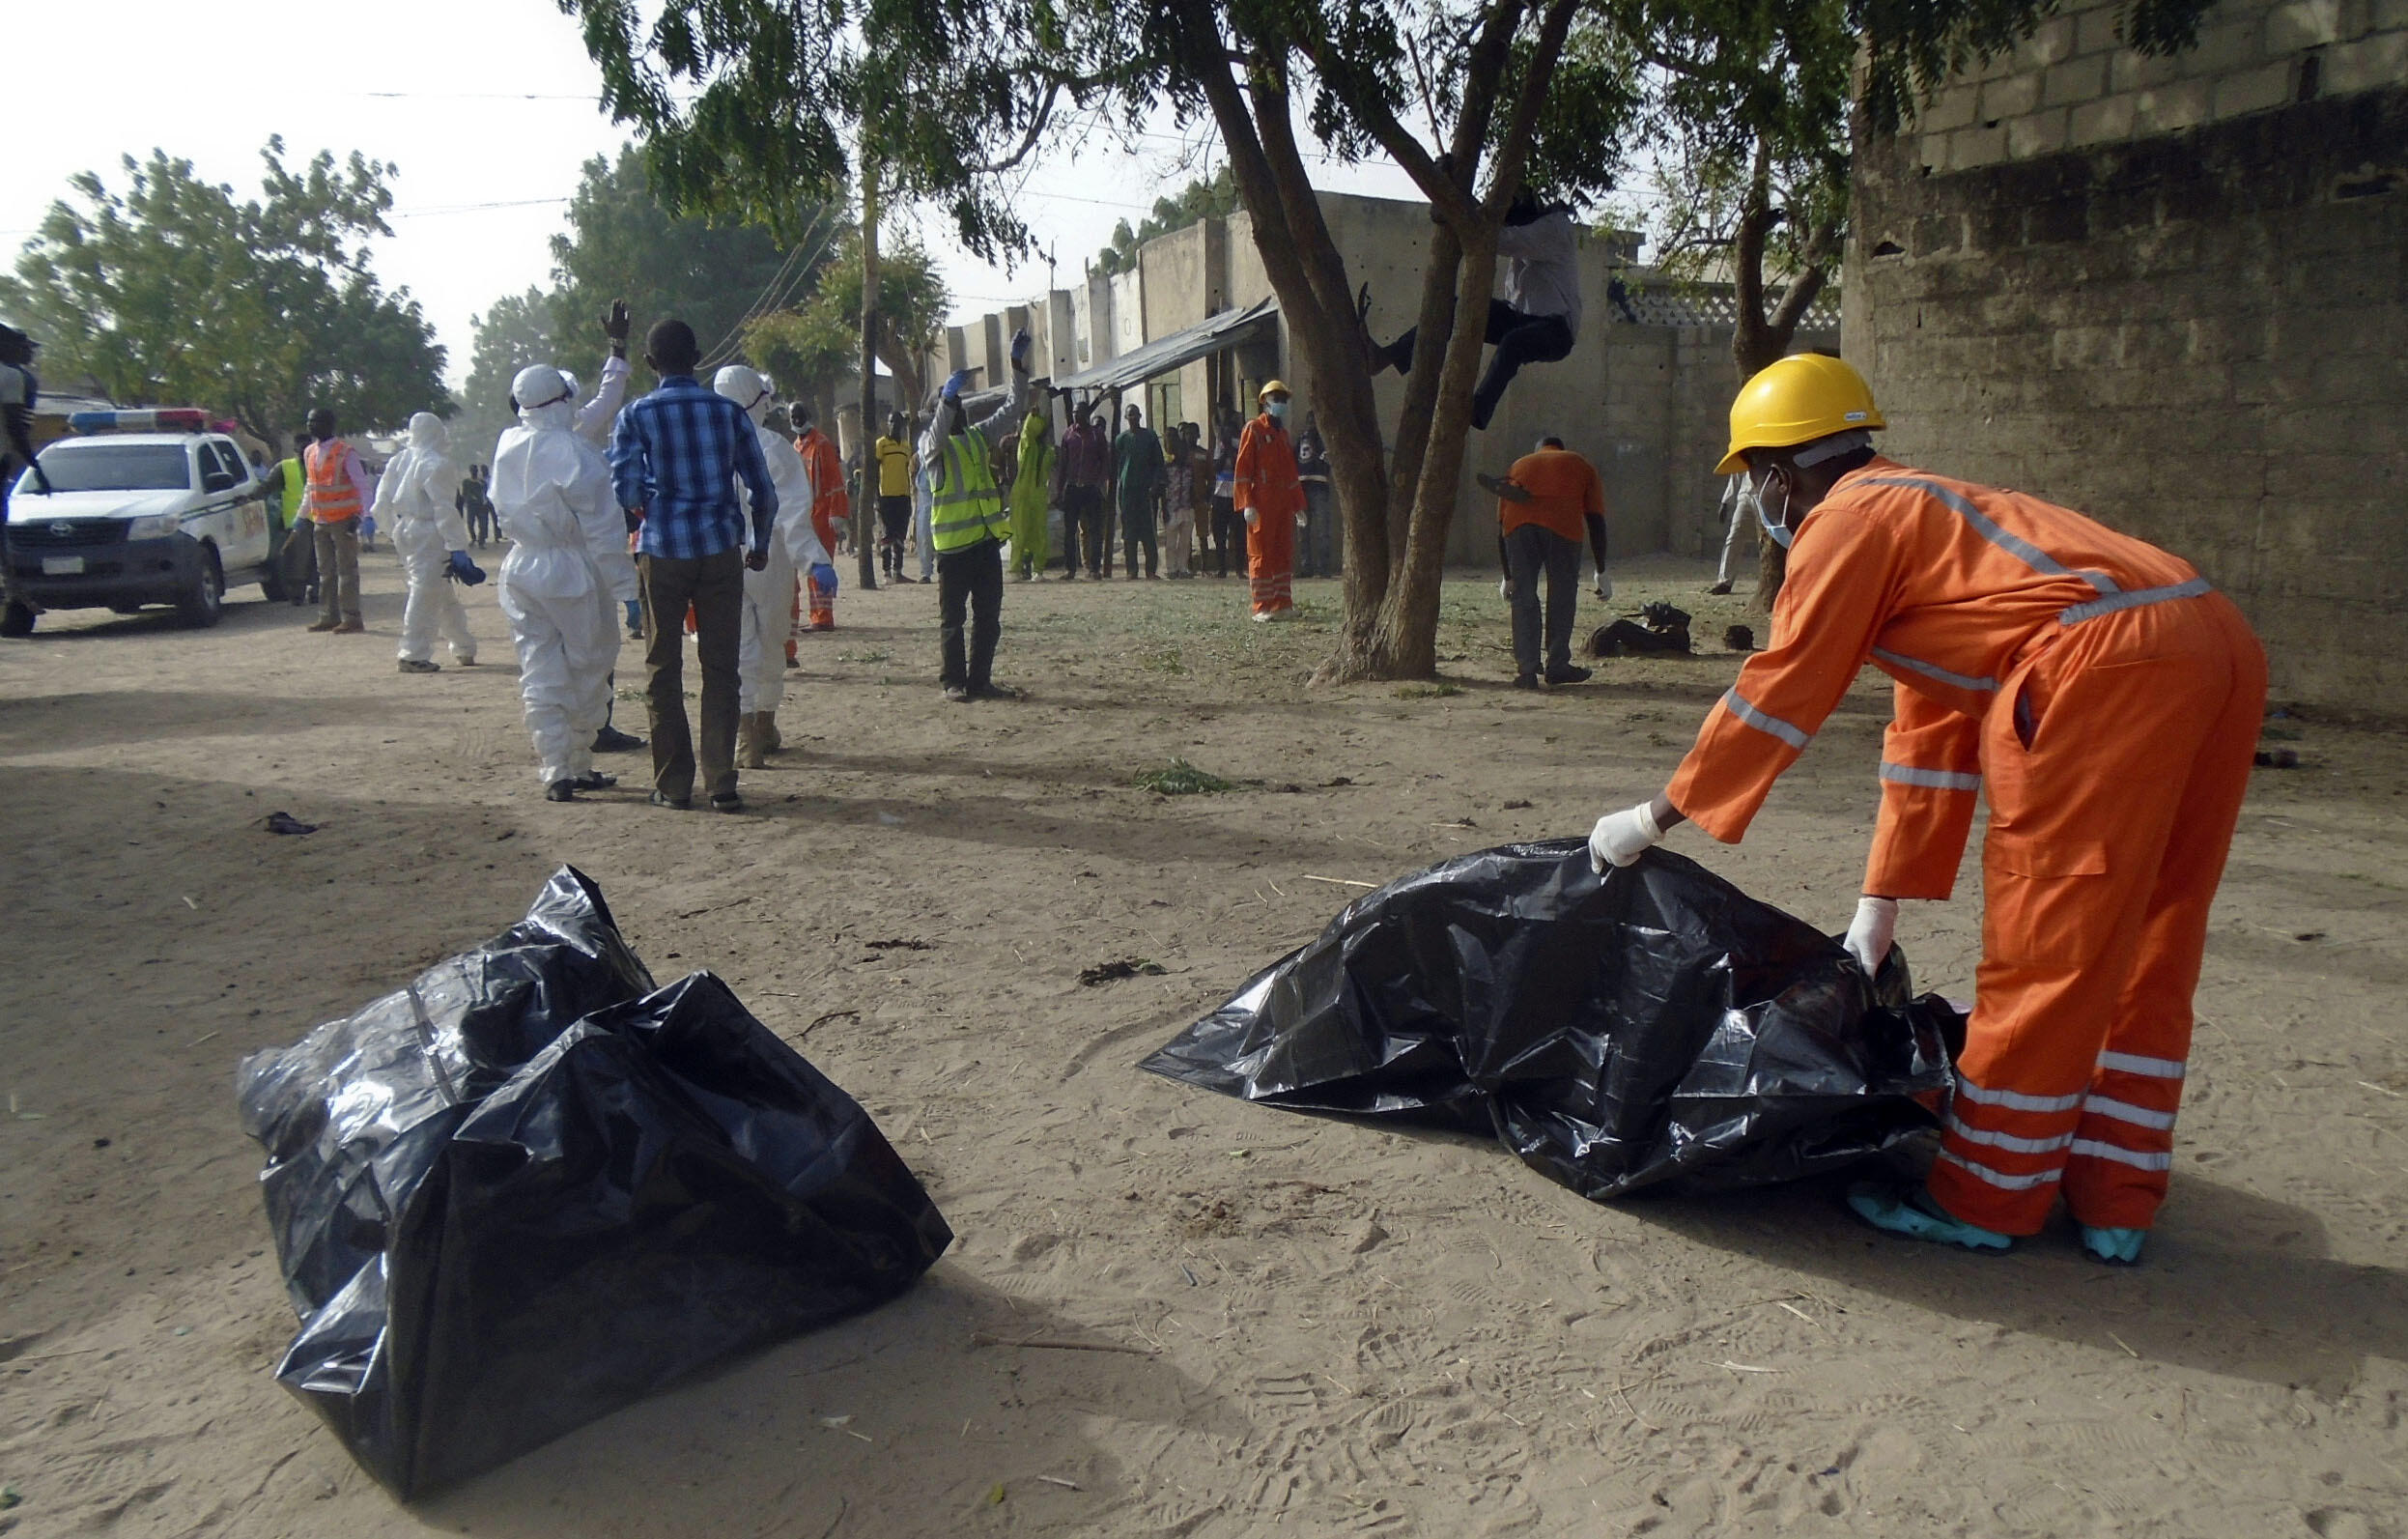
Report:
2079,1225,2146,1265
1847,1180,2014,1252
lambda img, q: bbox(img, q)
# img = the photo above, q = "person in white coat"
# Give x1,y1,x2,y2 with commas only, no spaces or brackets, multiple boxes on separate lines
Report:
492,364,622,802
567,299,640,641
713,365,825,769
374,412,484,673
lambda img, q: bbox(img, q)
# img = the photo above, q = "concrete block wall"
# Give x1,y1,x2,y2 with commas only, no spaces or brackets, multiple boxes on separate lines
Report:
1851,0,2408,712
1911,0,2405,172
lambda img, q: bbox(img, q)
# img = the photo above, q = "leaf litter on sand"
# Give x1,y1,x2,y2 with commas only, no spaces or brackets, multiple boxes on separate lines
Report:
1134,758,1236,795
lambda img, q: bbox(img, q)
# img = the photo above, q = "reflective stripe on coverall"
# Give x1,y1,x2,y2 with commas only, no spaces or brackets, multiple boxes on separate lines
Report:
1663,458,2265,1235
375,412,477,665
1234,413,1302,615
492,399,621,784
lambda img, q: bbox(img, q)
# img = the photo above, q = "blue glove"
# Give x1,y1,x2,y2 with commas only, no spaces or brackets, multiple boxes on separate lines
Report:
810,561,837,597
445,550,486,585
1009,328,1032,371
624,599,642,631
942,369,973,402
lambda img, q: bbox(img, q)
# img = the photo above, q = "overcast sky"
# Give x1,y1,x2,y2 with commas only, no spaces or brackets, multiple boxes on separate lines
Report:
0,0,1423,393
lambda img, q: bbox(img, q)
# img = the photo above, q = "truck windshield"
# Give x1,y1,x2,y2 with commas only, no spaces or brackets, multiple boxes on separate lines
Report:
19,444,192,494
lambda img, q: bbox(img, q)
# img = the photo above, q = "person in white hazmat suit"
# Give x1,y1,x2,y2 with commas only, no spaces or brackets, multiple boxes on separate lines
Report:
711,365,827,769
374,412,485,673
493,364,623,802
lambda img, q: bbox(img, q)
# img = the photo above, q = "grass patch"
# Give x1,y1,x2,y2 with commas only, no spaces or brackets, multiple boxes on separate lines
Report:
1140,646,1187,674
1134,758,1237,795
1395,682,1462,700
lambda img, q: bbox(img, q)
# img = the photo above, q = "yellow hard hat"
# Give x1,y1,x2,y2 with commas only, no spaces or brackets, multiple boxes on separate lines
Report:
1259,379,1291,401
1715,354,1884,475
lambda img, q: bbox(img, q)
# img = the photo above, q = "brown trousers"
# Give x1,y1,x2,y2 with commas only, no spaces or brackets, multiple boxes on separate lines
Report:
638,547,745,803
314,518,361,623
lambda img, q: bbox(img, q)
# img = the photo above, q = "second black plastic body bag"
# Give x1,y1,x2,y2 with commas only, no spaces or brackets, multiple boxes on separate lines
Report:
1143,841,1959,1199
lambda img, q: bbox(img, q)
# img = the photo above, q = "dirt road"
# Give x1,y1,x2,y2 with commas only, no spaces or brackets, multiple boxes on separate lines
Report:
3,552,2404,1537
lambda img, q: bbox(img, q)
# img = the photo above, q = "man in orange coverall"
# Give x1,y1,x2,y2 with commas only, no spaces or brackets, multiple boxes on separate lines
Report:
1587,353,2265,1265
1234,380,1304,621
794,405,848,637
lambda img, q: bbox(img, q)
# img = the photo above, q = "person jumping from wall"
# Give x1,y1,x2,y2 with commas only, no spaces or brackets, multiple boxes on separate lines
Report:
1586,353,2266,1265
1234,381,1304,622
1368,186,1581,432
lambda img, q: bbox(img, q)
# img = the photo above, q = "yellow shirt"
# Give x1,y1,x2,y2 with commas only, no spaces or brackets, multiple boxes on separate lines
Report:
875,436,913,498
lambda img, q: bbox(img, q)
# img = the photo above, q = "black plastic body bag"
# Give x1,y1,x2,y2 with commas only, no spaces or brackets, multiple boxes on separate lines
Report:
1143,841,1960,1200
237,868,951,1498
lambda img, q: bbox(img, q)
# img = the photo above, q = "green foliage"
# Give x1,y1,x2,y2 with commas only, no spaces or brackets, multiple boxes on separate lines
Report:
1134,758,1236,795
561,0,1071,261
0,139,448,440
1093,165,1241,276
548,147,842,387
1394,682,1461,698
740,229,949,410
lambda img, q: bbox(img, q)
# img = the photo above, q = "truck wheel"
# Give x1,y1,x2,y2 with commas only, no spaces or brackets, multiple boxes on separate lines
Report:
0,601,34,639
178,545,225,628
260,564,290,603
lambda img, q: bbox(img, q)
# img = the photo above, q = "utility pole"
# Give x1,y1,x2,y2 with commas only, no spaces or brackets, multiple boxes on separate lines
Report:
856,160,882,590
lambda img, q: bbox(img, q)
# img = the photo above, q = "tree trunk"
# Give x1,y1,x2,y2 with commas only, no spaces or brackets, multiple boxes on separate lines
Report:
855,167,882,590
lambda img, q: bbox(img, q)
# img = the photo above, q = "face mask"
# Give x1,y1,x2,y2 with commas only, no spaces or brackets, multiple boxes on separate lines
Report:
1753,472,1794,549
1265,400,1288,421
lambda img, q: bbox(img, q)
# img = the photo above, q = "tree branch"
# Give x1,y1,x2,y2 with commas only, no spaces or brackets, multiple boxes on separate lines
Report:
959,80,1062,176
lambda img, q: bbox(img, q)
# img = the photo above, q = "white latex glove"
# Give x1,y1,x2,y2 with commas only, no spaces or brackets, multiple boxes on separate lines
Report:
1244,507,1260,527
1844,897,1900,974
1498,578,1512,601
1296,511,1308,530
1594,571,1613,601
1588,802,1662,872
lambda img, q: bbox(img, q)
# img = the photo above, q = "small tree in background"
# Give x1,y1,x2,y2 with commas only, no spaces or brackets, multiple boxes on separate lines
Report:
0,140,447,439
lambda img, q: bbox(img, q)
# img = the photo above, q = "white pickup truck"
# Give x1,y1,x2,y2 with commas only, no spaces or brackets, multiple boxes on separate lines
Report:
4,409,285,636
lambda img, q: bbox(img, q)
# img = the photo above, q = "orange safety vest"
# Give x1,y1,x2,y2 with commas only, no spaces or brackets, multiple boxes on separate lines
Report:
305,440,362,523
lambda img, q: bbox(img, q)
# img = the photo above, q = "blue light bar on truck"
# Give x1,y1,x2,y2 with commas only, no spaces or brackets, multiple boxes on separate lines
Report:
66,409,211,434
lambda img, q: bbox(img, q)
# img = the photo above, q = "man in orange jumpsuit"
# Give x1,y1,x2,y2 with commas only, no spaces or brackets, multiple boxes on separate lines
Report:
794,405,848,637
1587,354,2265,1265
1234,380,1304,621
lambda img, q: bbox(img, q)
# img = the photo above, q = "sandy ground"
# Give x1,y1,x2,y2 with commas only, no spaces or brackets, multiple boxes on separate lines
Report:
2,544,2406,1539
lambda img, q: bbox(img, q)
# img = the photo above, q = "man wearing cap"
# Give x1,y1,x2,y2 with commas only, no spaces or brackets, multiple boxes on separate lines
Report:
1233,381,1304,621
921,336,1032,700
1585,353,2266,1265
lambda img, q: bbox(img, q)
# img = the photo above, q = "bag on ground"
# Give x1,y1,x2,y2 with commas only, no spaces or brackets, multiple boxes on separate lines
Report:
238,867,950,1497
1142,841,1958,1200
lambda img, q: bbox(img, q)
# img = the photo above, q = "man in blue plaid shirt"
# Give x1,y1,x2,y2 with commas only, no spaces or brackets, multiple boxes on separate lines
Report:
609,318,779,812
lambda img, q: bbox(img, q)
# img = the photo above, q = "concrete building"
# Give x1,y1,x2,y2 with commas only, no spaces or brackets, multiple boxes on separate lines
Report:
938,189,1835,569
1847,0,2408,713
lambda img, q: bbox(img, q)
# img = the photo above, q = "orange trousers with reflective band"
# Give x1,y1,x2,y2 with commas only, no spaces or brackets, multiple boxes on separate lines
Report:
1247,513,1294,615
1927,590,2264,1234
